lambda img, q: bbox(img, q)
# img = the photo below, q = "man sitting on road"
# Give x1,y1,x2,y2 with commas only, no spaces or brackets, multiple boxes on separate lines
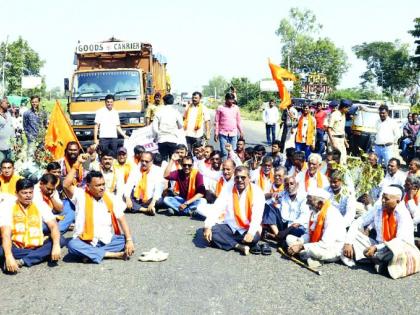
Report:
113,147,133,184
203,166,265,256
196,150,223,203
287,187,346,268
124,152,164,215
163,154,206,215
0,158,22,195
98,149,124,197
58,141,86,187
377,158,406,198
64,154,135,264
287,151,307,177
250,156,274,196
296,153,329,193
265,140,285,168
0,178,63,273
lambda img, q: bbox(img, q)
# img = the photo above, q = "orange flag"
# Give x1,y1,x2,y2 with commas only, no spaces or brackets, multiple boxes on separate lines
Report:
268,59,295,110
45,100,80,160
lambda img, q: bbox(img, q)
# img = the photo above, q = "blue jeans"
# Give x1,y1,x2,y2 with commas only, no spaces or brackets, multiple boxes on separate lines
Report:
374,144,393,167
163,196,205,215
401,138,412,158
67,235,126,264
265,124,276,145
42,199,75,234
295,142,312,160
315,129,326,155
219,134,238,158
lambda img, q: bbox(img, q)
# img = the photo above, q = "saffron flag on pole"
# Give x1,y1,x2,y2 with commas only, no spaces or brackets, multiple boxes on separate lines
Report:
45,100,80,160
268,59,295,109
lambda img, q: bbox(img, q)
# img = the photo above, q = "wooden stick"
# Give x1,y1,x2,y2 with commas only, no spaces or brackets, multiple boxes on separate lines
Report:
278,247,322,275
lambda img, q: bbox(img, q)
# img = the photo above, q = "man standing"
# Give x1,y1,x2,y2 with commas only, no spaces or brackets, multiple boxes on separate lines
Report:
64,155,135,264
183,92,211,151
203,166,265,256
401,113,419,161
374,105,400,167
93,94,128,157
145,92,163,126
23,95,48,145
214,93,244,158
280,103,298,153
295,105,316,159
326,100,351,164
152,94,184,161
262,99,279,145
314,102,327,155
0,179,63,273
0,97,14,161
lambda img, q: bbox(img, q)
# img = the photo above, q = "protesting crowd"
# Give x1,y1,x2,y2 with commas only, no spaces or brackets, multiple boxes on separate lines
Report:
0,91,419,280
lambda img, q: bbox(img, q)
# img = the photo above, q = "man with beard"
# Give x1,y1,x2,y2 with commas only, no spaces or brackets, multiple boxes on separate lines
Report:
58,141,85,187
203,166,265,256
327,170,356,228
124,152,164,215
163,155,206,215
0,159,22,195
98,149,124,197
287,151,307,177
296,153,329,193
287,187,346,268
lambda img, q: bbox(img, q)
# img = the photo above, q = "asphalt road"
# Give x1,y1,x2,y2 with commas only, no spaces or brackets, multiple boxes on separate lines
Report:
1,118,419,314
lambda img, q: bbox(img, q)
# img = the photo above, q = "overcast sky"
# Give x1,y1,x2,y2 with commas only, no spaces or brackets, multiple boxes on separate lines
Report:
0,0,418,93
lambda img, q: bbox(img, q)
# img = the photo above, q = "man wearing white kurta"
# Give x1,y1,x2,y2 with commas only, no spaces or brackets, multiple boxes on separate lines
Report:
124,152,164,215
203,166,265,256
250,156,274,195
341,186,414,269
64,154,134,264
287,188,346,267
296,153,329,193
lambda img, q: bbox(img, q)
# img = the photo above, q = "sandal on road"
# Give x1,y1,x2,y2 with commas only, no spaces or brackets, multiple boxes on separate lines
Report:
138,248,168,262
261,243,272,256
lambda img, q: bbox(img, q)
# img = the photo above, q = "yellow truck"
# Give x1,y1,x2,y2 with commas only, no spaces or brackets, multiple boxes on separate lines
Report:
64,38,170,147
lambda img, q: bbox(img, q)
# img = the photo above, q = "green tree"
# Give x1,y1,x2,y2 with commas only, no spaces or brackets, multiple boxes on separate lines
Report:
228,77,261,108
408,17,420,70
275,7,348,88
328,88,382,101
0,37,45,95
202,75,228,98
353,41,416,97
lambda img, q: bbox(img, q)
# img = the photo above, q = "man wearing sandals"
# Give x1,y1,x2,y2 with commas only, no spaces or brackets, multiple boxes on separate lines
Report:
124,152,164,215
64,154,135,263
203,166,268,256
286,187,346,269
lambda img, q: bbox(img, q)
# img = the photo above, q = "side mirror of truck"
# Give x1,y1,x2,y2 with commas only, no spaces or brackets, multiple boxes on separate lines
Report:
64,78,69,92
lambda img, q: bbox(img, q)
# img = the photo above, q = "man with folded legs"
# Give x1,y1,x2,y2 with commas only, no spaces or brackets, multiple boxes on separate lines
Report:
0,159,22,195
287,187,346,268
203,166,266,255
65,154,135,264
0,179,63,273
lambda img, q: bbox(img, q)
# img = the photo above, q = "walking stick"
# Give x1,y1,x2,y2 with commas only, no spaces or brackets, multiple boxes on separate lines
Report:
278,247,322,275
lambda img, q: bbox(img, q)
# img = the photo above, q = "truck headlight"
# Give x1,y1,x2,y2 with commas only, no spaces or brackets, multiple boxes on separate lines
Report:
129,117,140,124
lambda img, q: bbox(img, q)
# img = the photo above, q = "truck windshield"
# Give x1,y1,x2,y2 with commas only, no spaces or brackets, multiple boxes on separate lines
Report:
73,70,140,99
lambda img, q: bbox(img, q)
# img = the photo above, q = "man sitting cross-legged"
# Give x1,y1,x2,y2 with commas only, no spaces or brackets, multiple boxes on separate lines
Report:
124,151,164,215
163,154,206,216
296,153,329,193
287,187,346,268
64,154,134,264
0,178,64,273
203,166,265,256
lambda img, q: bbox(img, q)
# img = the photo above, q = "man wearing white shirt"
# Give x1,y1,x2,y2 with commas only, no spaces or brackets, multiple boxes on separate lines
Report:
93,94,129,157
262,100,279,145
99,150,125,198
374,105,401,166
341,186,415,271
378,158,406,198
152,94,184,161
203,166,265,256
295,153,329,193
287,187,346,268
197,150,222,198
0,179,63,273
250,156,274,196
124,152,164,215
64,154,134,264
403,175,420,226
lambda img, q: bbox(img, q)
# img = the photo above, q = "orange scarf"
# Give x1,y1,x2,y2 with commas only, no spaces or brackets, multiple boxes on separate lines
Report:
172,162,183,194
304,170,323,192
270,183,284,194
296,114,315,145
114,161,131,183
80,191,121,242
215,177,225,197
0,174,21,194
382,210,397,242
65,158,83,185
309,200,330,243
12,202,44,248
134,169,149,202
186,169,199,200
404,191,420,206
258,169,274,191
183,103,203,131
232,185,253,229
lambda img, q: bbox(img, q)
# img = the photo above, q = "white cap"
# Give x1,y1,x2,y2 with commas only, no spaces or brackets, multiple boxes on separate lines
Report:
383,186,403,197
307,187,330,200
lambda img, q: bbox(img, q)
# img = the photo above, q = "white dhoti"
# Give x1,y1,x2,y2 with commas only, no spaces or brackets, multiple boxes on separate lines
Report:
286,235,342,263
